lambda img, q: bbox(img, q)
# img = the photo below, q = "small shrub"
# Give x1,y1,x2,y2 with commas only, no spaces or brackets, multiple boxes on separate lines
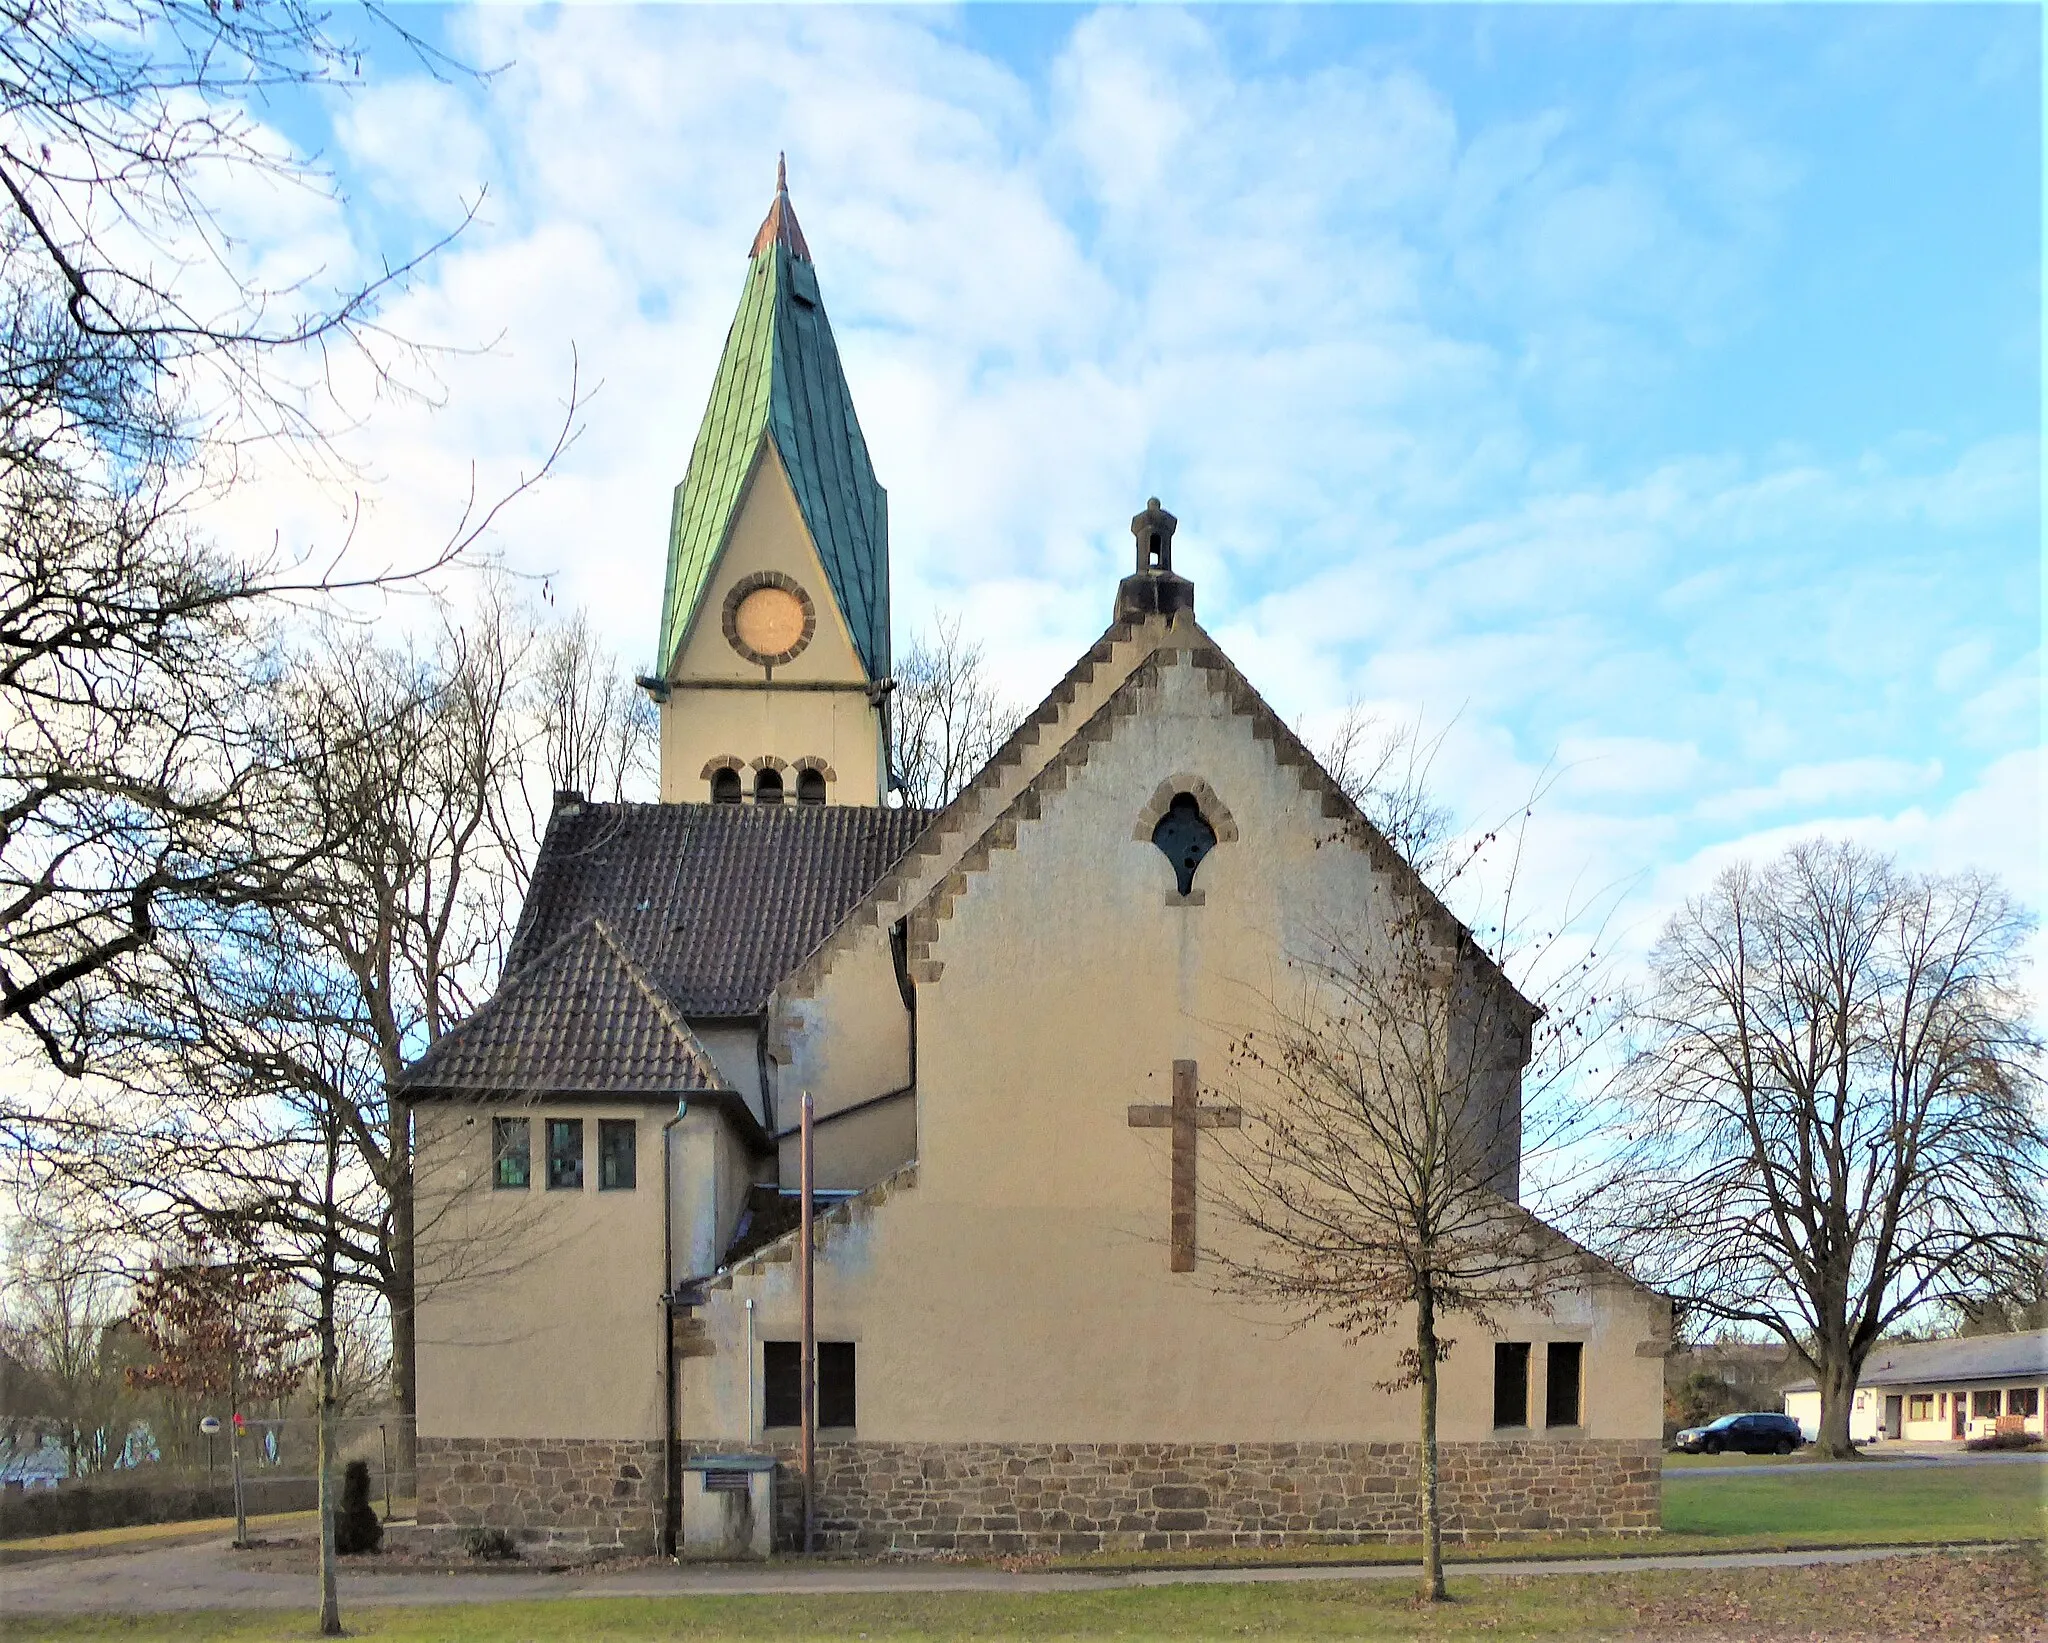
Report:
333,1460,383,1555
463,1526,520,1561
1966,1429,2043,1452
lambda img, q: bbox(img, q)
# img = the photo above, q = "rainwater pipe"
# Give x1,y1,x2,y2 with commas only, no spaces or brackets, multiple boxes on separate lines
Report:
745,1299,756,1440
660,1102,687,1561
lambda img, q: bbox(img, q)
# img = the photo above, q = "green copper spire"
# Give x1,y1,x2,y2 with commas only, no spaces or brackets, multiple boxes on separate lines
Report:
658,161,890,683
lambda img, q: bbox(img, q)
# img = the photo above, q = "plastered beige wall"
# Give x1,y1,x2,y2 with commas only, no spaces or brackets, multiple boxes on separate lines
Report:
694,1023,768,1126
659,442,885,803
683,640,1667,1446
670,1105,767,1281
769,933,914,1187
414,1100,672,1440
774,1090,916,1193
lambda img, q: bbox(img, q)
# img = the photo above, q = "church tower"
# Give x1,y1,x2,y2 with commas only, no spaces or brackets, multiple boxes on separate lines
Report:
648,161,891,806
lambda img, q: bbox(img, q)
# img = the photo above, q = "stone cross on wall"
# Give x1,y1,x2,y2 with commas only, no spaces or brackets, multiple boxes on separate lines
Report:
1127,1059,1242,1272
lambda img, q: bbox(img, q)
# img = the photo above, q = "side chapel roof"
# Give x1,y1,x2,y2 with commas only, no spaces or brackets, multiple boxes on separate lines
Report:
397,917,726,1097
658,160,890,684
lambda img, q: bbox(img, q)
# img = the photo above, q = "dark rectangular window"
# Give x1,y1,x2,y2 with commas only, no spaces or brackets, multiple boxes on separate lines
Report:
598,1119,636,1190
546,1118,583,1190
491,1118,530,1190
763,1340,857,1429
1545,1341,1584,1428
1493,1342,1530,1429
2009,1388,2040,1418
1972,1388,2003,1419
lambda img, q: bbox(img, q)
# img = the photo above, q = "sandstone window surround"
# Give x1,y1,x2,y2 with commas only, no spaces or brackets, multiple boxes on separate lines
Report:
491,1117,530,1190
793,758,835,806
547,1118,584,1190
1135,774,1239,905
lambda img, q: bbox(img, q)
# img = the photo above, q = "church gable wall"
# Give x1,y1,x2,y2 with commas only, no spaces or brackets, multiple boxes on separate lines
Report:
757,619,1187,1189
680,643,1665,1461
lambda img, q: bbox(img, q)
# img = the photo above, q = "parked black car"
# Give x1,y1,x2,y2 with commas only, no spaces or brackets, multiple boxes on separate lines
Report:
1673,1411,1805,1455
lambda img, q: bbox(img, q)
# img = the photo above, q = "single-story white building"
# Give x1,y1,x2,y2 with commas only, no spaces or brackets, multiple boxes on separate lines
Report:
1782,1330,2047,1444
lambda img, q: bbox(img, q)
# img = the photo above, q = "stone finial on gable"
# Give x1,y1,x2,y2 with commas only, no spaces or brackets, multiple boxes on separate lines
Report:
1116,497,1196,624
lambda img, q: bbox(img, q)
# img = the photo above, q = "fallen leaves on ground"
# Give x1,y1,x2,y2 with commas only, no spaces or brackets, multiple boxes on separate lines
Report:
1610,1547,2045,1640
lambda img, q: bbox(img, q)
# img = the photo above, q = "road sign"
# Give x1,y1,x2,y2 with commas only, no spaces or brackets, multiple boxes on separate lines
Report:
198,1415,222,1435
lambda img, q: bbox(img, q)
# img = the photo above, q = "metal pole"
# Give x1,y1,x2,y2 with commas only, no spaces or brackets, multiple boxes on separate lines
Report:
230,1350,247,1549
745,1298,756,1440
230,1415,246,1548
799,1090,815,1556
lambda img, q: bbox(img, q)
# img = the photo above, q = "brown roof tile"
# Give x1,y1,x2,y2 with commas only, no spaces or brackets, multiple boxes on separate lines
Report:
504,801,934,1019
399,917,726,1097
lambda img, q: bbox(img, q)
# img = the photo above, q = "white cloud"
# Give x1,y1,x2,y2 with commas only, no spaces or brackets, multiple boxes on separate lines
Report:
154,6,2032,1021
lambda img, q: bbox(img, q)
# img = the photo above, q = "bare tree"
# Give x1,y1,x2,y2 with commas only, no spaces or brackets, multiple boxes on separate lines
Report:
20,590,629,1455
1590,840,2045,1458
1314,703,1457,890
534,610,657,804
1211,875,1613,1600
0,3,508,1066
0,1193,132,1476
888,614,1021,809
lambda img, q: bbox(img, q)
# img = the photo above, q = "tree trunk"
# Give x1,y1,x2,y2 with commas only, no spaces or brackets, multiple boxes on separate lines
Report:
1814,1351,1861,1461
387,1110,418,1486
317,1121,342,1637
1416,1283,1446,1603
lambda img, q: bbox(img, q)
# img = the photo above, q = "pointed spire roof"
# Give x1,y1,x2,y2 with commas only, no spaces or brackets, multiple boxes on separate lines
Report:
750,153,812,260
659,159,888,682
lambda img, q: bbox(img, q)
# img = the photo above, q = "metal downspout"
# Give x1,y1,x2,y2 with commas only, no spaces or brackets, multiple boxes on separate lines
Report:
660,1103,687,1560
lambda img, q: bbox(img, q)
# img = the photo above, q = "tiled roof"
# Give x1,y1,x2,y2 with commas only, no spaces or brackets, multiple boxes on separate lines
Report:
398,918,726,1097
1783,1330,2048,1393
658,172,889,683
503,801,935,1018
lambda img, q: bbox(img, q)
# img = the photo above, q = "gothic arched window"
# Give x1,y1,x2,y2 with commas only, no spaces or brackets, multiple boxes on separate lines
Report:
797,768,827,806
754,768,785,806
710,767,743,805
1152,792,1217,896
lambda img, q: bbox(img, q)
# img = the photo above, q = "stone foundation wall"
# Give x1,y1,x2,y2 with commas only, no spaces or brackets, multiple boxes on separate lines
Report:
687,1438,1661,1553
417,1436,664,1554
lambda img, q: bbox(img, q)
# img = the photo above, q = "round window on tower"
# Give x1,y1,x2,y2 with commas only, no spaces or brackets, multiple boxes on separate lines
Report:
723,573,816,667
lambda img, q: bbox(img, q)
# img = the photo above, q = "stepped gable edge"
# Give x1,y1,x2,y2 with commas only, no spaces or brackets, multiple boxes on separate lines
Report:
771,616,1151,1004
864,617,1536,1026
700,1162,920,1292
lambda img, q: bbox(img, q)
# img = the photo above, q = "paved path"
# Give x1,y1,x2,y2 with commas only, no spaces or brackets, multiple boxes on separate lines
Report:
1672,1451,2048,1480
0,1536,1979,1615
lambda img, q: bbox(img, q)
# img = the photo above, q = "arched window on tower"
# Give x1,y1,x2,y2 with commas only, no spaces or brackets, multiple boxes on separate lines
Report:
797,768,827,806
710,767,743,805
754,768,785,806
1152,792,1217,896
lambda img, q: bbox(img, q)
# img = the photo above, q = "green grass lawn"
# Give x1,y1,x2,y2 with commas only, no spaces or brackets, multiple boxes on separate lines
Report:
1662,1458,2046,1542
3,1547,2040,1642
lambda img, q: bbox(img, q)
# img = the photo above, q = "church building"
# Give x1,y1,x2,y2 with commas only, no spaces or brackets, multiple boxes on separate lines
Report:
400,169,1669,1556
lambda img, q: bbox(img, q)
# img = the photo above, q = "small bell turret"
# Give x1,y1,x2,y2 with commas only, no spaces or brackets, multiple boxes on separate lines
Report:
1115,497,1195,623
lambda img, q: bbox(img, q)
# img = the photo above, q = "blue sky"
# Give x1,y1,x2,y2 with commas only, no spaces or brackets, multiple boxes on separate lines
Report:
217,3,2040,961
